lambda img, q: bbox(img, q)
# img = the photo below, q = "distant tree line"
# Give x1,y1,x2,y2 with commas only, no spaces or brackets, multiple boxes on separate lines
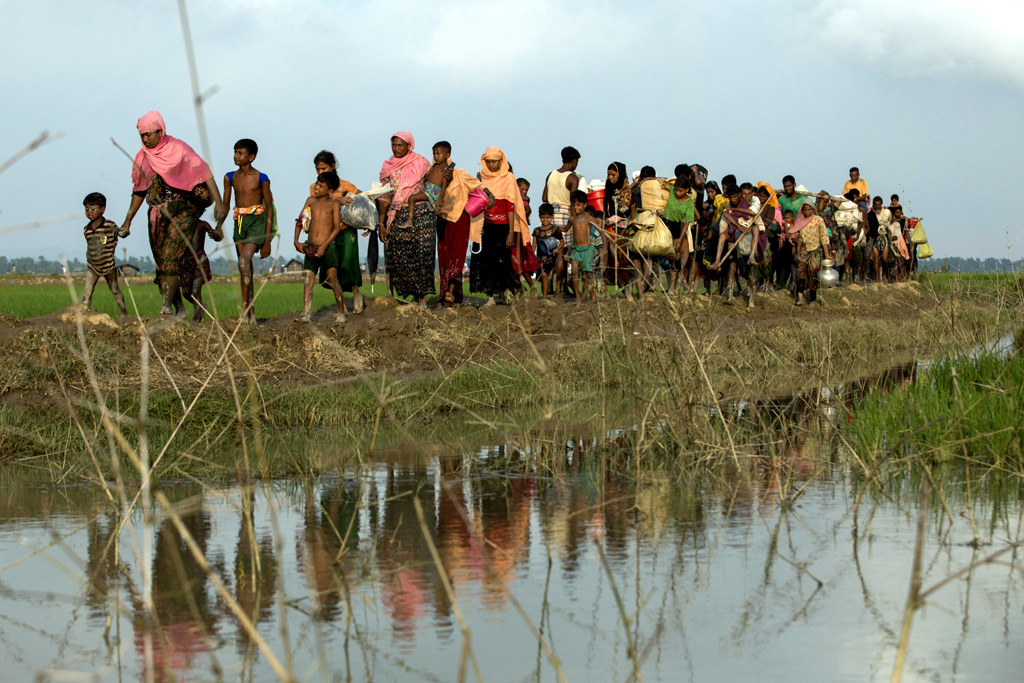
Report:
0,254,246,276
919,257,1024,274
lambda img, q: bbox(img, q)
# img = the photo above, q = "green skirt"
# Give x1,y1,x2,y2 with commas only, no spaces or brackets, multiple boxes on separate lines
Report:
333,227,361,290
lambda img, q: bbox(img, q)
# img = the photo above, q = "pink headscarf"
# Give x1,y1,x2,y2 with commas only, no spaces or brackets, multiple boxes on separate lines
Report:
789,198,816,237
130,110,213,193
379,131,431,208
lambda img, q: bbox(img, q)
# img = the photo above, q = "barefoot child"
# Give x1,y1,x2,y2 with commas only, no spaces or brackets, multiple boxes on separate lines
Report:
294,172,347,324
81,192,128,316
180,219,224,322
310,150,364,312
533,203,563,299
567,190,598,303
402,141,453,227
512,177,540,297
221,138,276,324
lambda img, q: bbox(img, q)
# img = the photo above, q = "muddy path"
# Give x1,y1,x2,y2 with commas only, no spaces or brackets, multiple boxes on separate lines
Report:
0,279,988,405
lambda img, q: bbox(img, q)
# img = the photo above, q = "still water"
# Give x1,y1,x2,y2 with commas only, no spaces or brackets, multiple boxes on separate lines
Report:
2,445,1022,682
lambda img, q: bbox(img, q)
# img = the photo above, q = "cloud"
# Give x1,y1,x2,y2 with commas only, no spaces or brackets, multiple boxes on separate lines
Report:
793,0,1024,87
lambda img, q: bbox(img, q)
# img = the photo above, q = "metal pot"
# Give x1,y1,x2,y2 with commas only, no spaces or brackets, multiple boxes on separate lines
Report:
819,260,839,288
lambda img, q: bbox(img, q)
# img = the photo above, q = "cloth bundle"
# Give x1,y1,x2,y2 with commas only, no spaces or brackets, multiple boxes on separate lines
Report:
630,210,674,257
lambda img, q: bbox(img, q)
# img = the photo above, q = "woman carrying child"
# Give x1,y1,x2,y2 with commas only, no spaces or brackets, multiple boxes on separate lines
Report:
469,147,529,306
602,162,634,291
791,199,832,306
376,132,435,305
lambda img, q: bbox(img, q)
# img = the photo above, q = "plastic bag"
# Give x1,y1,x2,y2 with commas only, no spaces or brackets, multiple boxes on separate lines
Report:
917,243,934,259
340,194,379,232
910,219,928,245
630,210,674,257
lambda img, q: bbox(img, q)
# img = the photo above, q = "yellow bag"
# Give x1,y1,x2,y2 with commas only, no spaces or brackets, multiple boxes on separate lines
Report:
639,179,670,212
910,219,928,245
917,243,934,259
630,210,674,257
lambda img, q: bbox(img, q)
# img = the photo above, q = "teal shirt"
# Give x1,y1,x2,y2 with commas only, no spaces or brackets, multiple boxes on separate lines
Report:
778,193,803,220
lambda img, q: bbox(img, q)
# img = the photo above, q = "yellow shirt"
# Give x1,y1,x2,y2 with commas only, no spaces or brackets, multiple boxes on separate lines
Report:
842,178,869,198
713,195,729,223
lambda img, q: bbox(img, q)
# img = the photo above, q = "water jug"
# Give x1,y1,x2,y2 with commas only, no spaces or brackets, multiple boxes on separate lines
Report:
819,259,839,288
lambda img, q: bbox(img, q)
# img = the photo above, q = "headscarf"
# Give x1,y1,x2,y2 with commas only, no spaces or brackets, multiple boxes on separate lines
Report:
472,147,529,244
604,162,628,216
437,166,482,223
130,110,213,193
756,181,780,208
789,197,817,236
378,131,431,209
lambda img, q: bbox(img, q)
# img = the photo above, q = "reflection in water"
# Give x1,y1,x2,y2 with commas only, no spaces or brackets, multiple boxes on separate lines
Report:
0,359,1022,681
136,489,220,682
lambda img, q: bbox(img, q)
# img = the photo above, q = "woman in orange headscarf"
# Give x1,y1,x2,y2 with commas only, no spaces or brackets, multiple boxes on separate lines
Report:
469,147,529,306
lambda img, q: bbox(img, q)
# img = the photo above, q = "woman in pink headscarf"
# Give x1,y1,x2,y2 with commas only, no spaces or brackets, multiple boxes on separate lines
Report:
375,132,434,305
120,111,226,315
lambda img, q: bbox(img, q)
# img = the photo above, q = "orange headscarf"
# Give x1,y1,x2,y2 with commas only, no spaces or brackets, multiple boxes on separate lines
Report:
475,147,529,244
757,181,780,208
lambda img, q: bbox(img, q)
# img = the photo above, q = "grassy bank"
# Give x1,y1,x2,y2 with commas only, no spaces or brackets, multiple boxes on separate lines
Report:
0,273,1017,481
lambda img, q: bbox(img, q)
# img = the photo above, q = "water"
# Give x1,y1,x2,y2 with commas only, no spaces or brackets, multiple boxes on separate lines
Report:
1,454,1021,682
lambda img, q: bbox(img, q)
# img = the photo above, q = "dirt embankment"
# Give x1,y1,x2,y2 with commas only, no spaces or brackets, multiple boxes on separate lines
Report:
0,281,996,405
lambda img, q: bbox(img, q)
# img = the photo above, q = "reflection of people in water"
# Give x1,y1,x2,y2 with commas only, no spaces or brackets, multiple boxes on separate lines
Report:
233,488,278,649
377,464,434,647
296,480,360,622
134,488,222,683
84,509,120,617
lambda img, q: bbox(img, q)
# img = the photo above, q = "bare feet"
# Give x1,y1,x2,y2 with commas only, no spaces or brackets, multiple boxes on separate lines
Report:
333,313,347,324
353,289,365,314
482,296,496,308
295,310,312,324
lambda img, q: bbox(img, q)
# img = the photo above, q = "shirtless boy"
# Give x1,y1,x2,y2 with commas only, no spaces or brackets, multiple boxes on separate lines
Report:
81,192,128,316
294,172,347,324
221,138,275,324
567,190,599,304
402,141,453,227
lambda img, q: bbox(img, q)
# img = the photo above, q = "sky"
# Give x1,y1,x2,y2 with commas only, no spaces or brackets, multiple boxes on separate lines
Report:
1,0,1022,264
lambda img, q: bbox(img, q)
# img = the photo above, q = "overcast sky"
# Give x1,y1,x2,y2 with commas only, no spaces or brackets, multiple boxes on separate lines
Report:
1,0,1022,264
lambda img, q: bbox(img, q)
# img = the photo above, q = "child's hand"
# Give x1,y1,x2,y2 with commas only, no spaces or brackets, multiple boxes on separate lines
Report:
338,195,355,206
260,241,272,259
315,243,327,258
294,240,303,253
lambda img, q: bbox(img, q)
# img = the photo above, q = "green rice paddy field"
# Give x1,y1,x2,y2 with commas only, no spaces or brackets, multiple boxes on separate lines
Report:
0,276,387,319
